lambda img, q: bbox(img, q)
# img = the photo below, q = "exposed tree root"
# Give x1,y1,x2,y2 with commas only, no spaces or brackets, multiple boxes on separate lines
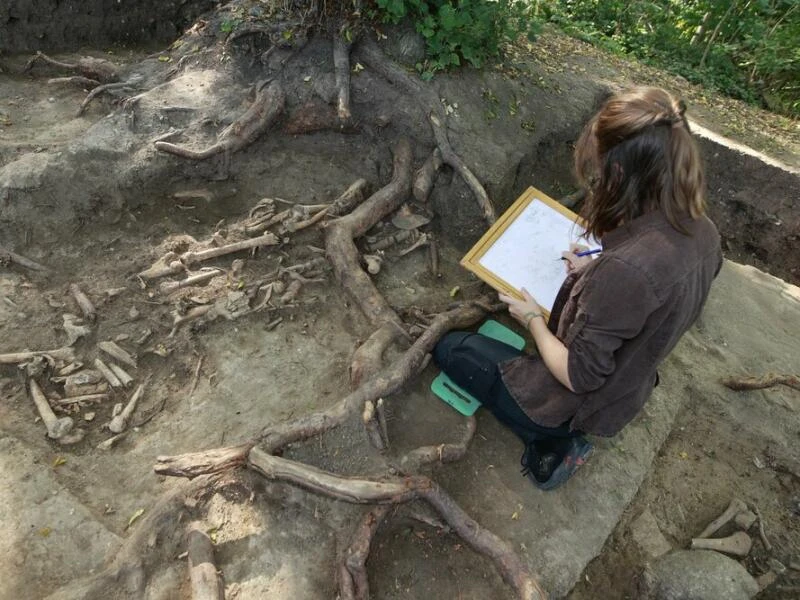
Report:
0,244,50,272
152,288,546,597
333,30,353,122
349,322,404,388
155,297,491,476
187,522,224,600
136,38,540,595
248,450,545,600
357,36,496,223
339,505,392,600
45,475,220,600
25,51,120,83
428,112,496,223
76,79,142,117
328,179,370,217
413,148,443,203
560,189,587,210
47,76,101,87
155,79,285,160
324,138,412,330
399,415,477,473
721,373,800,391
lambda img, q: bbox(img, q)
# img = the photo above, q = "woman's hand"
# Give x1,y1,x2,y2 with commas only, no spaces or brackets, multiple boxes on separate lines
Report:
500,288,576,391
562,243,594,274
498,288,545,329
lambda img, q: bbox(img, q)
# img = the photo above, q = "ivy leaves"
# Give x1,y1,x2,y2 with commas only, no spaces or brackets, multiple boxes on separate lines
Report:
374,0,538,79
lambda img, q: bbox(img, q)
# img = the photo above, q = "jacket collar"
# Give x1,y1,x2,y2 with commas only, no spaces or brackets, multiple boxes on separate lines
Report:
601,209,689,250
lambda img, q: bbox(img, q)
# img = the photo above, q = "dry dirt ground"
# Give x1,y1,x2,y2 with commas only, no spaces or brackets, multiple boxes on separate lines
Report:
0,22,798,600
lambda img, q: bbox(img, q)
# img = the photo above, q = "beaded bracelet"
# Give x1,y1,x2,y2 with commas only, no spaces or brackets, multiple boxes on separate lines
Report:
523,311,543,328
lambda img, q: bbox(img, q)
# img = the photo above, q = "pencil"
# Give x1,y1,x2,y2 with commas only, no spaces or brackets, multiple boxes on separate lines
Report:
559,248,602,260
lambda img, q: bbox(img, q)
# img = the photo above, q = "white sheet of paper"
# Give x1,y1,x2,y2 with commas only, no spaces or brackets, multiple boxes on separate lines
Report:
478,197,591,312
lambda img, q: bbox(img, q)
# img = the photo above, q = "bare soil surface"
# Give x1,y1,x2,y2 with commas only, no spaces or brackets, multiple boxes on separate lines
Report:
0,16,798,600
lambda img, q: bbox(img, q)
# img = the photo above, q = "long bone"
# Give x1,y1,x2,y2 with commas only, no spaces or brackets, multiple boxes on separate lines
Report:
108,384,145,433
29,380,84,443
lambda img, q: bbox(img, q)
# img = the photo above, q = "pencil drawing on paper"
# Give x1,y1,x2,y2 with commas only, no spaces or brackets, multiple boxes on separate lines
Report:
478,197,585,312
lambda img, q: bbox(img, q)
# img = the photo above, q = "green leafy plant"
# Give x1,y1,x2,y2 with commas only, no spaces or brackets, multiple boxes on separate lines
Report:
539,0,800,117
372,1,539,77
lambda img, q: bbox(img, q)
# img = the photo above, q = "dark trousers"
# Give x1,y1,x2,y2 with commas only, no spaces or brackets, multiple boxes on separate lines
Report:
433,331,580,446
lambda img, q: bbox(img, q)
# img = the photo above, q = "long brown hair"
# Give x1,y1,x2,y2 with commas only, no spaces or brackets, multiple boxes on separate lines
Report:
574,87,706,239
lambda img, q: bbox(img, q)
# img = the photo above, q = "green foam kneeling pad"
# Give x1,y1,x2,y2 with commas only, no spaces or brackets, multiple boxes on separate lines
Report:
431,320,525,416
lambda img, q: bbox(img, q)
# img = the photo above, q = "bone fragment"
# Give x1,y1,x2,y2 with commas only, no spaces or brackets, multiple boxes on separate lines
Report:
29,379,76,441
365,229,413,252
363,254,383,275
94,358,124,389
243,209,290,235
734,510,757,531
57,393,110,406
159,269,223,294
265,317,283,331
98,341,137,369
0,347,75,365
64,370,106,396
375,398,389,449
362,400,386,451
104,287,127,299
109,363,134,387
756,570,777,591
22,356,49,378
170,304,214,335
97,432,127,450
69,284,96,323
697,498,748,539
328,179,368,217
57,362,84,376
62,313,91,346
279,280,302,305
108,384,145,433
392,205,431,230
399,232,430,256
754,505,773,552
139,232,279,279
690,531,752,557
285,205,331,233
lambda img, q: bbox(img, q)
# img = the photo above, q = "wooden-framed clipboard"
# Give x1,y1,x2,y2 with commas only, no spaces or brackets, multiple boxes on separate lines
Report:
460,186,590,318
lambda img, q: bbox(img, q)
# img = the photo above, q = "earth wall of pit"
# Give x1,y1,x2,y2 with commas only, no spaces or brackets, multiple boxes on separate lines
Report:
0,0,216,53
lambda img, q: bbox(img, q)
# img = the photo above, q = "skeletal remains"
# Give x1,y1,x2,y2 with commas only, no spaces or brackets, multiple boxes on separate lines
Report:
28,379,85,444
690,497,771,560
108,384,145,433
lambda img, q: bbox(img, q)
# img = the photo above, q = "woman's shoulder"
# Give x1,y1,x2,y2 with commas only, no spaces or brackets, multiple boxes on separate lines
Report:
602,214,720,295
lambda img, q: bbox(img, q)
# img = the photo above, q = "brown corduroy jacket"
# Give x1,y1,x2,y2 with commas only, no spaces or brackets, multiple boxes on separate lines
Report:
500,210,722,437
